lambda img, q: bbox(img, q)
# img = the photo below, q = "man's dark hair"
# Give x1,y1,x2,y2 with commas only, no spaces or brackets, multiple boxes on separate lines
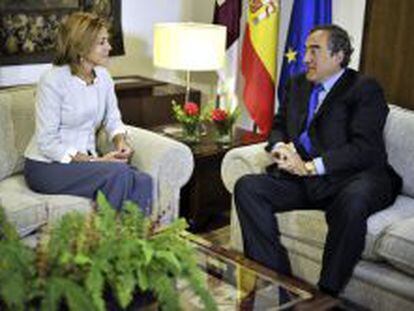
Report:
310,24,354,68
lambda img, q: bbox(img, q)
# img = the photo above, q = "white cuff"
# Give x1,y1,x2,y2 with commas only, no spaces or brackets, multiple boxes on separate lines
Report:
60,148,78,163
313,157,326,175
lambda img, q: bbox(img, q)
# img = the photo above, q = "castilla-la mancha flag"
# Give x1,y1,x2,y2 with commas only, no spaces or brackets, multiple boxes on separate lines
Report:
213,0,242,109
241,0,280,135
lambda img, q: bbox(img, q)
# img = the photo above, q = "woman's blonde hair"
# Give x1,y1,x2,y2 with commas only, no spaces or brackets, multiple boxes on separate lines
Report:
54,12,108,75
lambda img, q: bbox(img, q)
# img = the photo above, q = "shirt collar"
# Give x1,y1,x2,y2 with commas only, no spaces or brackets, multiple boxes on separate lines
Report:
320,68,345,93
73,69,99,86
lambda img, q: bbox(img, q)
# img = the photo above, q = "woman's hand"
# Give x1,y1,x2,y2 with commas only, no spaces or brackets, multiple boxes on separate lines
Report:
71,152,93,162
71,151,127,163
92,151,129,163
113,134,134,162
115,142,133,161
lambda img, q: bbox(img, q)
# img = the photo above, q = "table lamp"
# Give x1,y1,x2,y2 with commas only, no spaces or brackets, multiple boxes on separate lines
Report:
153,22,227,103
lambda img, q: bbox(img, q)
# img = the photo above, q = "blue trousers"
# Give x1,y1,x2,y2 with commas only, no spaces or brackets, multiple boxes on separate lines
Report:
24,159,152,215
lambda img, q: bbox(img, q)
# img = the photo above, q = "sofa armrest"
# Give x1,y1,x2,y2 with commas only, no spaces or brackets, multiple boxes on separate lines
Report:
221,142,273,193
97,126,194,223
124,126,193,188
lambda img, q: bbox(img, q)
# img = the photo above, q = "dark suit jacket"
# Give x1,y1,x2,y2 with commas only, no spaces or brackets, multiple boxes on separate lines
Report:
266,69,396,180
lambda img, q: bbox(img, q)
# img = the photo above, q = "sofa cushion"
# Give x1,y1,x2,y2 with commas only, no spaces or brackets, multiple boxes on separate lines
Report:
0,190,47,237
0,175,91,236
377,217,414,277
277,195,414,261
278,210,326,249
365,195,414,259
281,234,323,263
41,194,92,222
0,86,36,178
385,105,414,197
0,94,19,181
8,86,37,174
346,260,414,307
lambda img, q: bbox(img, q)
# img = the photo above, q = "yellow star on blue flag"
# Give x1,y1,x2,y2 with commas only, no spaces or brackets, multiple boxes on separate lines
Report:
285,47,297,63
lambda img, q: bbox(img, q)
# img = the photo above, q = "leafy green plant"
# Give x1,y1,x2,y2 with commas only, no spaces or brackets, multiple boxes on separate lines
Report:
209,105,240,136
0,193,216,310
0,208,36,310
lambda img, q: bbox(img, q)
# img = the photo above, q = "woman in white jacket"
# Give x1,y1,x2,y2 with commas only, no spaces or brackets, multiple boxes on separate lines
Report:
24,12,152,214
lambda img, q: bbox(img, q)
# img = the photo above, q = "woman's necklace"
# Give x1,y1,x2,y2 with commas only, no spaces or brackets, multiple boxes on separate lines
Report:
78,69,95,85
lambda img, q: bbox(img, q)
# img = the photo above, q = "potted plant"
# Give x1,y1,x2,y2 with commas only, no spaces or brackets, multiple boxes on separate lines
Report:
0,193,216,311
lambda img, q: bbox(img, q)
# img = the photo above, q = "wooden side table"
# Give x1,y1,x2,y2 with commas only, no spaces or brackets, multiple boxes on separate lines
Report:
153,124,266,232
114,75,201,129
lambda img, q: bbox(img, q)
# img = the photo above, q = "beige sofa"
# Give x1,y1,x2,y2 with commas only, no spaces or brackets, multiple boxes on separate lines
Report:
221,105,414,310
0,85,194,243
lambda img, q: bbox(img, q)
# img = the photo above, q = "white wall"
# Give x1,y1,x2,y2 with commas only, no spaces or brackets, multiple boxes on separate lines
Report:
0,0,365,91
110,0,215,85
0,0,215,87
333,0,366,69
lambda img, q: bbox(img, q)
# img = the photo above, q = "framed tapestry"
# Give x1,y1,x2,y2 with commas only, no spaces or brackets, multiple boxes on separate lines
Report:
0,0,125,66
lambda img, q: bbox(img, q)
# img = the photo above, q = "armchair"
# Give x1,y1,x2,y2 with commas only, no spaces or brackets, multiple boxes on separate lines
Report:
221,105,414,310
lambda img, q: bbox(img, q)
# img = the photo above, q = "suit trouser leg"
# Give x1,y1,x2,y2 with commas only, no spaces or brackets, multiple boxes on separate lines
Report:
318,168,399,294
234,174,310,276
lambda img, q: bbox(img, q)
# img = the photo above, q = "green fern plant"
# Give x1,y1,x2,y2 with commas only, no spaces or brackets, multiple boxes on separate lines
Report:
0,192,217,310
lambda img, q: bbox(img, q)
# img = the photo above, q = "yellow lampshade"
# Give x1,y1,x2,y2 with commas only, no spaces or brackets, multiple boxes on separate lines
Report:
153,22,227,71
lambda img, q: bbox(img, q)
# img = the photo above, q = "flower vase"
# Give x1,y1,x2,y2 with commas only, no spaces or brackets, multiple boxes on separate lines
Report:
181,122,200,143
214,122,233,145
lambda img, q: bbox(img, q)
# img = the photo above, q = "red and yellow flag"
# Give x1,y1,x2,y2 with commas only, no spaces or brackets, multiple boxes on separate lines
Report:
241,0,279,135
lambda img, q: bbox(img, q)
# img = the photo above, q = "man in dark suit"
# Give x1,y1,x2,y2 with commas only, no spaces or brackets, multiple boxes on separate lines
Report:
234,24,402,296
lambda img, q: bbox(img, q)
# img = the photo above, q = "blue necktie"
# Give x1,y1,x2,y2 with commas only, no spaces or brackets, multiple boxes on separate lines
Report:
299,84,324,155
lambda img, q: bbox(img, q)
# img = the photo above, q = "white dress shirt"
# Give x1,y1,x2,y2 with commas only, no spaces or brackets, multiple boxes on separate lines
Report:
25,65,126,163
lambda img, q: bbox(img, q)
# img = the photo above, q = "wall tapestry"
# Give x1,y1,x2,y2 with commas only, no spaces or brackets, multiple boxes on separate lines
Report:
0,0,125,66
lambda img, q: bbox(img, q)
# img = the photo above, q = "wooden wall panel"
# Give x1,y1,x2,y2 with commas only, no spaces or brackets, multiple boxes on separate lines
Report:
361,0,414,110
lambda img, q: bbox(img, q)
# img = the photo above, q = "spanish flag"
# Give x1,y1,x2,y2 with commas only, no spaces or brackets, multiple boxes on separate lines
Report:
241,0,280,136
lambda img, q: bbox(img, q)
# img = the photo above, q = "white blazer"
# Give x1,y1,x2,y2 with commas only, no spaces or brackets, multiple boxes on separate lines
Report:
25,65,126,163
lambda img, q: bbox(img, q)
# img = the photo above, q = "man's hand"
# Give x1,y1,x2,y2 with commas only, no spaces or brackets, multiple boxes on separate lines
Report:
271,142,295,161
272,143,308,176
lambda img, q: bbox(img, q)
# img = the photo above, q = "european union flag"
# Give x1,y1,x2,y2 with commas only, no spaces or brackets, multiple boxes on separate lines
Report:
277,0,332,102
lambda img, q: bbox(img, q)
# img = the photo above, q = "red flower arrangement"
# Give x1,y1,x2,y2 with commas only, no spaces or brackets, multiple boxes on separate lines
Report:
183,102,199,116
211,108,228,122
172,101,203,142
210,106,239,141
172,101,201,124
